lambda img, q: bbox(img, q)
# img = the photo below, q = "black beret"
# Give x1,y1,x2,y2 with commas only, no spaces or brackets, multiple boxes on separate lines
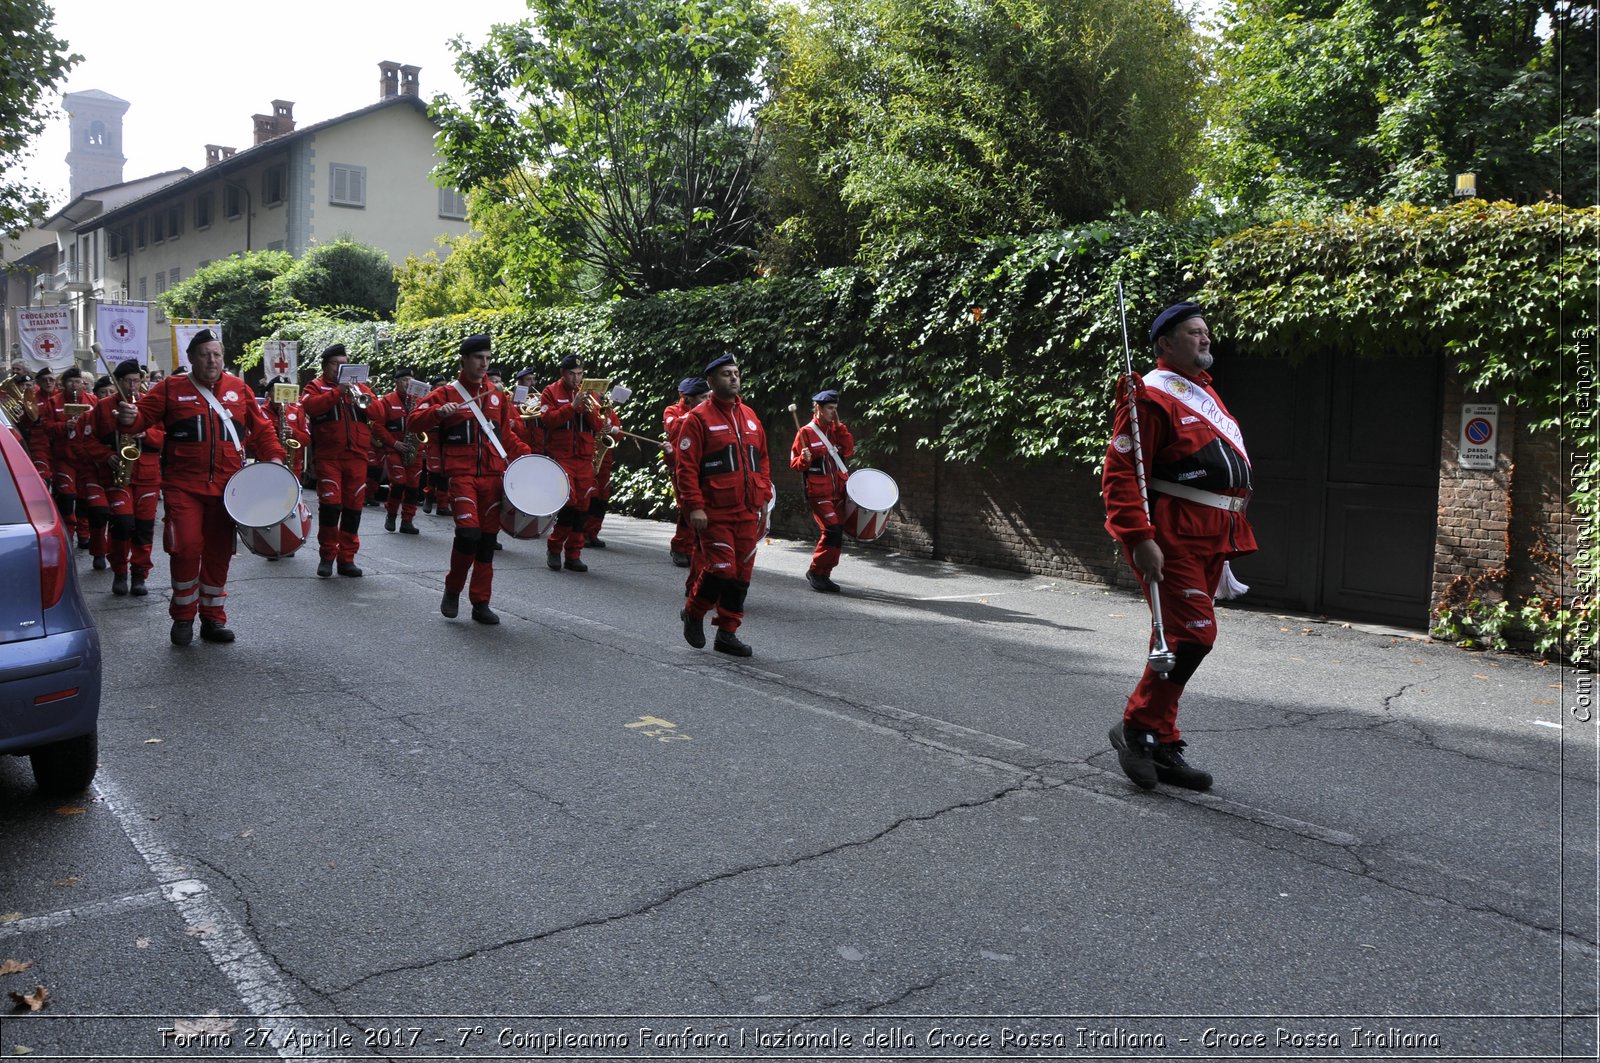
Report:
93,375,112,391
320,343,347,363
677,376,700,395
60,366,82,380
186,328,217,355
812,389,841,404
393,365,415,379
429,376,447,386
704,352,737,376
1149,303,1204,345
684,378,710,397
33,367,53,380
113,358,142,380
459,333,492,357
516,367,537,381
558,354,582,372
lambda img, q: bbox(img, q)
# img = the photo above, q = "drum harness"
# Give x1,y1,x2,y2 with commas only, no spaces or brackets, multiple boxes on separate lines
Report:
452,381,508,463
190,380,246,487
803,419,849,479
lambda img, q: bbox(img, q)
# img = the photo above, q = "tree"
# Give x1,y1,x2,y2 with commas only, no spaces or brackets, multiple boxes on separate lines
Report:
159,250,294,353
1205,0,1597,213
760,0,1207,268
0,2,80,237
272,238,399,319
432,0,770,296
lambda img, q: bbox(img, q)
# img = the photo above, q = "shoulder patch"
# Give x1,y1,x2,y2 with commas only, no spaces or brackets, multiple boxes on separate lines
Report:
1112,433,1134,454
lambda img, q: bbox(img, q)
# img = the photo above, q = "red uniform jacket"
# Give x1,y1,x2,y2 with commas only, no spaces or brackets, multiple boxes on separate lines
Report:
17,389,53,471
91,393,163,485
412,375,532,478
299,377,375,458
540,380,601,471
789,419,855,502
368,391,416,456
675,395,771,516
1102,361,1257,558
127,373,287,496
662,399,693,480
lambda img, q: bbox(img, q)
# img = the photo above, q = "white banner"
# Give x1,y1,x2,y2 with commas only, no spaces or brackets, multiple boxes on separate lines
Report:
169,319,223,372
96,303,149,368
16,307,75,372
261,339,299,381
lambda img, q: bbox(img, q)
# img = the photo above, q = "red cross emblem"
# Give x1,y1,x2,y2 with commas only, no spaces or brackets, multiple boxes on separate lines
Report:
270,347,291,377
114,323,130,339
38,337,57,355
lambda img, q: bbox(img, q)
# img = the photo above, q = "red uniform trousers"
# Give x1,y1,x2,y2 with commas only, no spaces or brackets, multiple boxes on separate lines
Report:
1120,540,1224,743
684,510,761,634
383,454,424,522
108,478,160,578
314,455,368,563
444,474,504,605
77,460,111,560
583,459,613,540
545,460,596,561
806,496,846,578
162,485,237,624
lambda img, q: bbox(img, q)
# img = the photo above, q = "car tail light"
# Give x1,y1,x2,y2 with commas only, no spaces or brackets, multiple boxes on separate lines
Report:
0,430,69,609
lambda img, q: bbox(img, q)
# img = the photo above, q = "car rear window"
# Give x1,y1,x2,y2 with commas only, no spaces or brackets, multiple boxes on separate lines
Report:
0,439,33,525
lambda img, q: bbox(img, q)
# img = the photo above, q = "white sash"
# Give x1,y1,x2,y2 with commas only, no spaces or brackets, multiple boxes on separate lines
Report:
452,382,507,461
191,380,243,455
806,420,848,476
1143,369,1250,465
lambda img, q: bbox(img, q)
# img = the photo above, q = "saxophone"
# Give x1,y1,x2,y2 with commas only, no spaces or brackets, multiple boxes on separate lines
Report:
399,395,427,466
111,383,140,487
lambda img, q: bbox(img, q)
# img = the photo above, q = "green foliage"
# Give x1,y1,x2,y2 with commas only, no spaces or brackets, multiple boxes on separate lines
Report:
395,197,579,322
0,1,79,237
607,461,678,522
1206,0,1595,213
761,0,1206,268
432,0,770,295
273,238,399,319
158,250,295,355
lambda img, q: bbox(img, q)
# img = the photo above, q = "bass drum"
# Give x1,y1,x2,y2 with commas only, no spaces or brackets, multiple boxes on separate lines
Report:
501,454,571,540
224,461,310,558
841,467,899,542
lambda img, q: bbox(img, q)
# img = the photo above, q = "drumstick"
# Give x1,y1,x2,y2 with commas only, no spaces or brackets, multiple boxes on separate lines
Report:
788,403,801,431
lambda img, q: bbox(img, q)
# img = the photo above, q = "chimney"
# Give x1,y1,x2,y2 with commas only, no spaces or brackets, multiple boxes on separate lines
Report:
400,65,421,97
204,144,237,167
251,100,295,145
379,60,401,100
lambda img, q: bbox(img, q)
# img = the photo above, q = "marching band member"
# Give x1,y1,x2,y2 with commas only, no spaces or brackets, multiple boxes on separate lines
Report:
662,376,708,567
300,344,377,578
48,367,88,546
368,366,425,535
262,375,310,481
94,361,162,595
583,400,623,549
539,355,609,572
513,367,546,455
676,352,772,658
70,376,116,571
411,334,532,625
790,388,856,594
16,370,53,484
116,330,286,645
423,374,450,516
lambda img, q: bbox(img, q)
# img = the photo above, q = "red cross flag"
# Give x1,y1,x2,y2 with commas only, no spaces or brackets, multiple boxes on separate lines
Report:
96,303,149,367
17,307,74,371
261,339,298,381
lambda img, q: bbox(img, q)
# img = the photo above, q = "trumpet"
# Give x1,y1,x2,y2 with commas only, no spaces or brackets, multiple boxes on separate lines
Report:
351,388,372,410
0,378,33,421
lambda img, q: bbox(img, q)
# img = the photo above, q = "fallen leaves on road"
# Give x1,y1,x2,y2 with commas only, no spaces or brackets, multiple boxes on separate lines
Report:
143,738,163,745
0,960,32,976
10,1044,35,1054
8,985,48,1011
52,876,78,888
0,915,19,925
53,806,84,817
172,1014,236,1038
183,922,216,939
1473,674,1490,680
134,937,150,949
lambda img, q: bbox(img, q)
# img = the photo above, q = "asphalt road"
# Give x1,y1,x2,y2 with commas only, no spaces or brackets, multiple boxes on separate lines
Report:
1,504,1595,1062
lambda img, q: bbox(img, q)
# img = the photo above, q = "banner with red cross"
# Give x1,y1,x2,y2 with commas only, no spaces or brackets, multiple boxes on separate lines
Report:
169,318,223,372
261,339,299,382
16,306,74,371
96,303,149,367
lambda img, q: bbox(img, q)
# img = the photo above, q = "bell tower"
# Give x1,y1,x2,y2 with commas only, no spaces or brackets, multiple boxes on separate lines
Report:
63,89,130,199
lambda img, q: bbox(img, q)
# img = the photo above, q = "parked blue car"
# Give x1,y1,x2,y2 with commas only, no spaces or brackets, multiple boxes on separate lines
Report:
0,405,102,794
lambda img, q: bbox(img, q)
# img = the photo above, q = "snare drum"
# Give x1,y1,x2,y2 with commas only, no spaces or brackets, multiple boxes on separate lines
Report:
223,461,310,558
501,455,571,540
841,467,899,542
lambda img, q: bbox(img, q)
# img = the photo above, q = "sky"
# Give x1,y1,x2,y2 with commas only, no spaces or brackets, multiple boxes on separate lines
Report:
22,0,536,213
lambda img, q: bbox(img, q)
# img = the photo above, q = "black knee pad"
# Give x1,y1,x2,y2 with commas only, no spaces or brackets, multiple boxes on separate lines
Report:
453,528,482,555
558,504,585,530
475,533,499,563
88,506,110,528
339,507,363,534
318,503,341,527
719,578,750,615
56,494,75,518
822,524,844,548
406,485,423,505
431,472,449,492
696,573,728,607
110,515,135,540
1162,641,1212,687
588,498,608,520
133,518,155,546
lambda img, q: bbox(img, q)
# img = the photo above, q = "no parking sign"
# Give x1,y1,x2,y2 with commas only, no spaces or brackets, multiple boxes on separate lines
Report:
1459,403,1498,470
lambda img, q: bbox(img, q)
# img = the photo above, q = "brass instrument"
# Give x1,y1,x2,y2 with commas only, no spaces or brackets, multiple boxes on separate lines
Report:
1,378,33,421
271,383,303,451
350,387,372,410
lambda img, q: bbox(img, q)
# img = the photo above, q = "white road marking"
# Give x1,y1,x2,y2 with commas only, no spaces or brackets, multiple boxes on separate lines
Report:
94,772,333,1060
0,887,166,939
